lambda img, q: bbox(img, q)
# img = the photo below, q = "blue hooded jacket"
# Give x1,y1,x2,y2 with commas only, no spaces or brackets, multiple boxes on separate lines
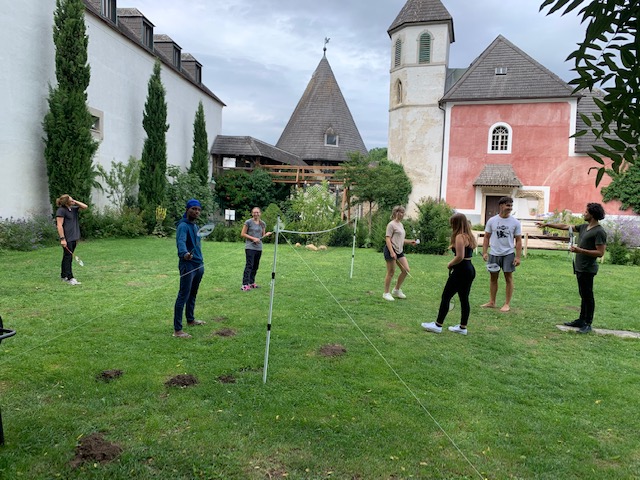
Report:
176,217,203,264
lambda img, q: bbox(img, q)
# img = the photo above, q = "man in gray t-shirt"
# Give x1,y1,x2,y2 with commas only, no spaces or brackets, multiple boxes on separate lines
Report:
481,196,522,312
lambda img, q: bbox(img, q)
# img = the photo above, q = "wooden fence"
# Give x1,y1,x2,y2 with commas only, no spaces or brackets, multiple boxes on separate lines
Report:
259,165,344,185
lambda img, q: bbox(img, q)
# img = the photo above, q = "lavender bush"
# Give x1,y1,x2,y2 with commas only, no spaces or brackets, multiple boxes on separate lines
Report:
0,215,59,251
602,216,640,265
603,217,640,248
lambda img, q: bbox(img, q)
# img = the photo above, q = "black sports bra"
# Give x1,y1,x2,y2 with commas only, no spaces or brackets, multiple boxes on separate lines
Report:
452,246,474,259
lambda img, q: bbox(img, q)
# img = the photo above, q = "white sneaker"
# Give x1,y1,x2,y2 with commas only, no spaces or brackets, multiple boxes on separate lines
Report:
392,289,406,299
68,278,81,285
421,322,442,333
448,325,468,335
382,292,395,301
61,277,69,283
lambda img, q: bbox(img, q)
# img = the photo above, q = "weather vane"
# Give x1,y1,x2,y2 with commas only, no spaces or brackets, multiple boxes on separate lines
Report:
323,37,330,55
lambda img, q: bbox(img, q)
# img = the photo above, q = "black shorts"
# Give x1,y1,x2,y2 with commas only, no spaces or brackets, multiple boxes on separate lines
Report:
383,245,405,262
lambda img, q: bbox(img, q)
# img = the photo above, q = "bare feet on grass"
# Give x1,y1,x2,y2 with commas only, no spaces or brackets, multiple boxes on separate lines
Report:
500,305,511,312
481,302,496,308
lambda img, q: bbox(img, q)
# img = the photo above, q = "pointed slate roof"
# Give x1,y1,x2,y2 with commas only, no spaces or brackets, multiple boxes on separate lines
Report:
387,0,454,41
441,35,575,102
276,55,367,164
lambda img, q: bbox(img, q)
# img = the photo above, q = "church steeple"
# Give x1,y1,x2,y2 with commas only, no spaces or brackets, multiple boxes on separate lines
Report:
387,0,454,209
387,0,454,41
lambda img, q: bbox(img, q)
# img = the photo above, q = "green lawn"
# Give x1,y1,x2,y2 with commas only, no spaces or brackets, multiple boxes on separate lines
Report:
1,238,639,479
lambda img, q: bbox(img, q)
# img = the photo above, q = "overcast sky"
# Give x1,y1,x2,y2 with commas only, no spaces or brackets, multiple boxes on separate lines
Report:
126,0,586,150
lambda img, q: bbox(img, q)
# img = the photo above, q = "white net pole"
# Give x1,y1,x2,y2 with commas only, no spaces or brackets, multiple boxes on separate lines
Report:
263,216,281,384
350,215,358,279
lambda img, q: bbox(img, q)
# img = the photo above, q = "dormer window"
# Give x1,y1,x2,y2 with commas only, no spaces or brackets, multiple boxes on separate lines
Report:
173,47,181,69
102,0,117,23
143,22,153,50
325,128,338,146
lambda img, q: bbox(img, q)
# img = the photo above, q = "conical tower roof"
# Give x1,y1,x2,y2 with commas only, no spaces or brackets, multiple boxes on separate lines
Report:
276,54,367,164
388,0,454,40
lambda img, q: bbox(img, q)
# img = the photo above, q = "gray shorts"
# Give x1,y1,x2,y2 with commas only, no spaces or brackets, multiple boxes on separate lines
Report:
488,253,516,273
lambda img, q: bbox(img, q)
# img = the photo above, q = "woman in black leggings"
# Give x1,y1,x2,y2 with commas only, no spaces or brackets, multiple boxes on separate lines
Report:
422,213,477,335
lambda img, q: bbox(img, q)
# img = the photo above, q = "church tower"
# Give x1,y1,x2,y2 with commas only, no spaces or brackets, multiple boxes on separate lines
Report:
387,0,454,210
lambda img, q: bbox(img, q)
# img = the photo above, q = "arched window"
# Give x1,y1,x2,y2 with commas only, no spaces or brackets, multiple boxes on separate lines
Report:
394,39,402,67
488,123,512,153
418,32,431,64
396,80,403,105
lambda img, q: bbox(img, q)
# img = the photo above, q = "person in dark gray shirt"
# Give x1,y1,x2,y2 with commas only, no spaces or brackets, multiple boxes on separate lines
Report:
55,194,88,285
537,203,607,333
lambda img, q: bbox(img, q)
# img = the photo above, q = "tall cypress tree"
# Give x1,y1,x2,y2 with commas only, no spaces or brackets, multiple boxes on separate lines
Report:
43,0,98,212
139,60,169,217
189,101,209,186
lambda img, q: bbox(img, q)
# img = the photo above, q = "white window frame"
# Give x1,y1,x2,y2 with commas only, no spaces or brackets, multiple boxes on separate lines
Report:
325,133,339,146
488,122,512,154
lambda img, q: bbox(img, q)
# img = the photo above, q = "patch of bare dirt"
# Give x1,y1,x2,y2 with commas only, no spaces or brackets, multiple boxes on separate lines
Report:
165,374,199,387
69,432,122,468
214,328,236,337
218,374,236,384
319,344,347,357
213,316,228,322
96,369,123,382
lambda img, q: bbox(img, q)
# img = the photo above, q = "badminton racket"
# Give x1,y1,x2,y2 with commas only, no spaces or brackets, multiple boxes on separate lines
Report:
197,223,216,237
63,245,84,266
188,223,216,255
398,261,413,278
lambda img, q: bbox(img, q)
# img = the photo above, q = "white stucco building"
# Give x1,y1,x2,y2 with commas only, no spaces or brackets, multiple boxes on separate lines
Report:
0,0,224,219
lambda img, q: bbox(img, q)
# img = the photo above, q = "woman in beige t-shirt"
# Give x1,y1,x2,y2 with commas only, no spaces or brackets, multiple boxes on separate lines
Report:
383,206,417,301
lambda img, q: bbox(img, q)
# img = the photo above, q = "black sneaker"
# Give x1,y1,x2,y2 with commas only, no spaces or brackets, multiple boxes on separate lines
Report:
564,319,584,328
577,325,592,334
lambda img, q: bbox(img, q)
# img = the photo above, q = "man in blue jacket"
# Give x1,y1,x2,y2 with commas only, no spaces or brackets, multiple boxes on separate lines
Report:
173,199,207,338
